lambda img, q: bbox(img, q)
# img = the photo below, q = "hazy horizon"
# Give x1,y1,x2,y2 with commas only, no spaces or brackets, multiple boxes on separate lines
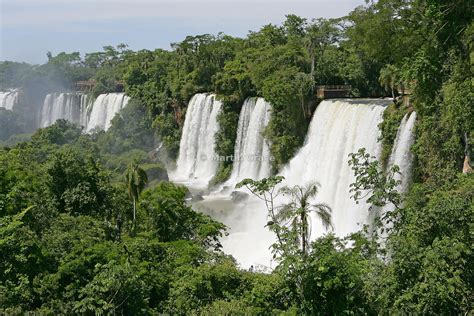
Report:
0,0,362,64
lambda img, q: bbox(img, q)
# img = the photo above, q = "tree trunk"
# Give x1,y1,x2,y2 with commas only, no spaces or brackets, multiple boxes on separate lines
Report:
301,212,307,256
133,198,136,232
310,48,316,96
301,98,307,120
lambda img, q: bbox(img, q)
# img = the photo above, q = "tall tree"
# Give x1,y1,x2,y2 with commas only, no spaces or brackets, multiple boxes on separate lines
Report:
294,72,315,120
305,18,340,82
125,162,148,232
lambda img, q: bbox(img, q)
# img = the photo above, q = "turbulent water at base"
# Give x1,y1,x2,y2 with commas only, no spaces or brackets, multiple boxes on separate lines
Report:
280,99,389,238
40,93,90,128
0,90,20,110
387,112,417,194
174,93,222,185
86,93,130,132
226,97,272,187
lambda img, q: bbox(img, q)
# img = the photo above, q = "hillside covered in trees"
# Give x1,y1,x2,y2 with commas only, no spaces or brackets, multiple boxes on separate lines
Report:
0,0,473,314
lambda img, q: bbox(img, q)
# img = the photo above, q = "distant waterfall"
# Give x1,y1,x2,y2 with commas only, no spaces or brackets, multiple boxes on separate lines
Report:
39,92,129,132
86,93,130,132
387,112,417,194
226,97,272,186
280,99,389,237
174,93,222,185
0,90,20,110
40,93,90,128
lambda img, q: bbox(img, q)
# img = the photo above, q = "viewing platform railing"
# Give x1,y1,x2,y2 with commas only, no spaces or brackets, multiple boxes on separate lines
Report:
315,85,352,99
75,80,124,92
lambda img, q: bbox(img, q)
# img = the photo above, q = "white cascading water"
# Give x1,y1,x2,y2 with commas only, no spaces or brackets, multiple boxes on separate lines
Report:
86,93,130,132
280,99,389,238
39,92,129,132
174,93,222,186
378,111,417,240
0,90,20,110
387,112,417,194
40,93,90,128
225,97,272,187
219,99,389,268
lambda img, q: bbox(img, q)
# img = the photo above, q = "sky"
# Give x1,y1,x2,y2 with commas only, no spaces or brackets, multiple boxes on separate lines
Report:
0,0,362,64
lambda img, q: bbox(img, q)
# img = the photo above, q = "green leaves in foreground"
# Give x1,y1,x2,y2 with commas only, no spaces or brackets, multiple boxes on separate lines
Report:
348,148,402,210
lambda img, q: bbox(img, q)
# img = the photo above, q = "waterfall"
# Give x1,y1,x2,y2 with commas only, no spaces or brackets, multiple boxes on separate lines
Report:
40,93,90,128
280,99,389,237
39,92,129,132
0,90,20,110
387,112,417,194
226,97,272,187
376,111,417,240
174,93,222,186
217,99,391,269
86,93,130,132
190,99,417,269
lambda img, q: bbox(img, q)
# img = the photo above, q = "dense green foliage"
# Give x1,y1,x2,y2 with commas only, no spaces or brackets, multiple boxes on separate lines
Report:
0,121,302,314
369,175,473,313
0,122,218,314
378,102,408,165
0,0,473,313
0,108,25,141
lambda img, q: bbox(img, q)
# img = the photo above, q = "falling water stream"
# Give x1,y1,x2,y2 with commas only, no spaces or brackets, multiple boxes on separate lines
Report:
172,93,222,187
0,90,20,110
38,92,129,132
225,97,272,188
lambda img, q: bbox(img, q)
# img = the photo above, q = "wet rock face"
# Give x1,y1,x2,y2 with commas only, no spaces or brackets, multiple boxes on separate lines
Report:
191,194,204,202
463,155,472,174
230,191,249,203
184,188,192,199
143,164,169,182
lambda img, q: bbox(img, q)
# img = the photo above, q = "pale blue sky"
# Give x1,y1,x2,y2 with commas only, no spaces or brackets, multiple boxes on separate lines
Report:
0,0,362,64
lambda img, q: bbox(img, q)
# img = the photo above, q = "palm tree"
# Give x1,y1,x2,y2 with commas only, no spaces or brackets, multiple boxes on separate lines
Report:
278,183,332,256
379,64,399,99
125,162,148,232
